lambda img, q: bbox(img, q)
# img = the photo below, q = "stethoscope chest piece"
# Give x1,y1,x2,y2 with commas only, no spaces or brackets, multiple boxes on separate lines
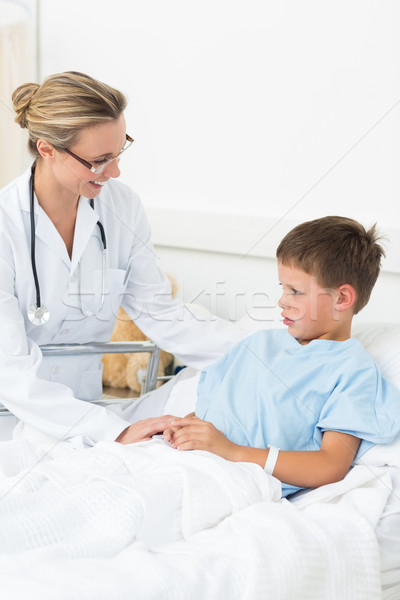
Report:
28,304,50,326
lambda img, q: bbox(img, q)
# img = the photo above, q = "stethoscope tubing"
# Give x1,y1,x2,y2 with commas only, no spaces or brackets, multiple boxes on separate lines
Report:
30,163,42,310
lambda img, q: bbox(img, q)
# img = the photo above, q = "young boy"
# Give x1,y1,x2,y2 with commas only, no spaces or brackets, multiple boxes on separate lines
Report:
164,216,400,497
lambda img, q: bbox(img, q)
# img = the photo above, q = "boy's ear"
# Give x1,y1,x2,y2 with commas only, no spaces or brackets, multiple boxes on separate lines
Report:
36,139,55,160
335,284,356,311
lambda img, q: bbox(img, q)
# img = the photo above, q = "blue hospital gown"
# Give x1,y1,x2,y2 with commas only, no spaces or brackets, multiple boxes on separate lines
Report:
196,329,400,497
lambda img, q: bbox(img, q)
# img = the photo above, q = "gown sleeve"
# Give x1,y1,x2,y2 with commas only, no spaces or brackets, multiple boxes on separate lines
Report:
316,361,400,457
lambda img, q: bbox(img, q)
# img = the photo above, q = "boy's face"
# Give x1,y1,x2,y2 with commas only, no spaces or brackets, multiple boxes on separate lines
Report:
277,262,341,344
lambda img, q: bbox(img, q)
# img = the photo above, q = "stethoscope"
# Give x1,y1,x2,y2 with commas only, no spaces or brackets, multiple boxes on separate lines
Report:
28,163,107,326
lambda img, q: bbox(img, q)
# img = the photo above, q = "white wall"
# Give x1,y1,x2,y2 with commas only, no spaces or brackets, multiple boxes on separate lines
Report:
35,1,400,323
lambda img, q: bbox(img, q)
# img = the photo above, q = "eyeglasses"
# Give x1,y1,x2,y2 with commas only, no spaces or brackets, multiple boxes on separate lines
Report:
63,134,134,174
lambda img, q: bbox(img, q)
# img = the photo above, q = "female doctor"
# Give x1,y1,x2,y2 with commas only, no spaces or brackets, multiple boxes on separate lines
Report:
0,71,239,446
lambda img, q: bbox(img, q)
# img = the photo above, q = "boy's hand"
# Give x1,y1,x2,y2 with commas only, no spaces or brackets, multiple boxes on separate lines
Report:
167,414,237,461
163,411,195,443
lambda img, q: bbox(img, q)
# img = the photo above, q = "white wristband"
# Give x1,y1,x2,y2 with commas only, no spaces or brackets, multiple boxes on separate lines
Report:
264,445,280,475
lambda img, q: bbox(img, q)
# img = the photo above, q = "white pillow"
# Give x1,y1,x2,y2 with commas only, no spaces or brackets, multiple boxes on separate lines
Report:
351,322,400,391
350,322,400,467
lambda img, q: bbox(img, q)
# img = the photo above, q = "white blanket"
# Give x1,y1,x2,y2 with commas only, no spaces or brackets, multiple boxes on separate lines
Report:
0,437,385,599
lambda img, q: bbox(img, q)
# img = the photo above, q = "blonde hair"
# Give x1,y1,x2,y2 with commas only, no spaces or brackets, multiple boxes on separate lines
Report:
276,216,386,314
12,71,127,157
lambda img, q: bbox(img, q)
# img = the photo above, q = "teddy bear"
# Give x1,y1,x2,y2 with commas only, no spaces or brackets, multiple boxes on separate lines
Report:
102,276,177,395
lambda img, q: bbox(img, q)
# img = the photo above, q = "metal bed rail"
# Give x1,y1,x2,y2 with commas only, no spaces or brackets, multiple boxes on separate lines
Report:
0,341,161,415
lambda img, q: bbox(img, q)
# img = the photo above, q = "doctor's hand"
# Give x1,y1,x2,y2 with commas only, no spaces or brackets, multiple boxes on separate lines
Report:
115,415,182,445
166,415,238,461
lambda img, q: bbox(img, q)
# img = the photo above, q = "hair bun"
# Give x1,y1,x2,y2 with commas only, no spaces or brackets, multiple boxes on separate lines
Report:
12,82,40,128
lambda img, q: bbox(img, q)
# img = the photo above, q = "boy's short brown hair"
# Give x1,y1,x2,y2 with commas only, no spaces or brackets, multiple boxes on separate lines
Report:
276,216,385,314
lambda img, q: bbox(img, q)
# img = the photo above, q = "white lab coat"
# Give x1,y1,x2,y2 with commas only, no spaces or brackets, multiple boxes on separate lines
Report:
0,167,241,444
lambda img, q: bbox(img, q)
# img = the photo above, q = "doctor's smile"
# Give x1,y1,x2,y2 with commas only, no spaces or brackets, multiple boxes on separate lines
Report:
90,180,107,188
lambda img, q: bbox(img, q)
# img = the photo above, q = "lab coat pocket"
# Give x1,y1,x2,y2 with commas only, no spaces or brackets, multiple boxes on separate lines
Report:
78,366,103,401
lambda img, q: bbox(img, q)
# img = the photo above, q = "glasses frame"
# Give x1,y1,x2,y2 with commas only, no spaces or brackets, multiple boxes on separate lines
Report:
63,134,134,174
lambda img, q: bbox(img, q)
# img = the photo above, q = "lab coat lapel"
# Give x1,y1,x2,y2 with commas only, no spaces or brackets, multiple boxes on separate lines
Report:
35,205,71,267
18,167,71,267
70,197,100,273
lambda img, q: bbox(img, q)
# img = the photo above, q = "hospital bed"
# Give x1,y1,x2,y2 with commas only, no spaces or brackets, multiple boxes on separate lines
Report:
0,322,398,599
